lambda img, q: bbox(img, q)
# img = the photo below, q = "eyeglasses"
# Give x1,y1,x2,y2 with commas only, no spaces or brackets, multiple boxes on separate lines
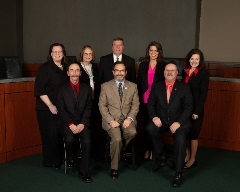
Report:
114,69,125,73
83,53,93,56
52,51,63,54
165,70,177,73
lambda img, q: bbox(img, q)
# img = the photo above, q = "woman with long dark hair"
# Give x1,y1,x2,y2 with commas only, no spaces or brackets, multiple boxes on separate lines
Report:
182,48,209,169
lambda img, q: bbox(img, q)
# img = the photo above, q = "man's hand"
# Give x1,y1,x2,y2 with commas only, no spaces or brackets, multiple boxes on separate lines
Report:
152,117,162,127
110,120,120,128
170,122,180,134
69,124,78,134
76,124,85,133
123,118,132,128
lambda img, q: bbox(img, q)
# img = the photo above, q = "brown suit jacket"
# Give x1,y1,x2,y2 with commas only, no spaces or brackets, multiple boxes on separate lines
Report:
99,79,140,130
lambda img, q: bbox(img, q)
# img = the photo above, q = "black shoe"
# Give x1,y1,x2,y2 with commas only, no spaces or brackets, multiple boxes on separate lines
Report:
110,169,119,179
172,172,183,187
78,170,93,183
151,154,166,172
184,161,197,169
67,160,74,168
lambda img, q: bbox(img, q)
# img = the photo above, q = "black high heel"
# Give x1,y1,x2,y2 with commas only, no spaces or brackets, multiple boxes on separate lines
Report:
184,161,197,169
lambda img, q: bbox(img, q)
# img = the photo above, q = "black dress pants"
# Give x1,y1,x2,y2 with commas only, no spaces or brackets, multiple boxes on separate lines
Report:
61,125,91,172
37,110,62,167
146,121,189,172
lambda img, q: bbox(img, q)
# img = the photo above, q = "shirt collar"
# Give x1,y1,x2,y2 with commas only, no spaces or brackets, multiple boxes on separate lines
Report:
184,67,199,75
165,80,175,87
113,54,122,62
115,80,125,87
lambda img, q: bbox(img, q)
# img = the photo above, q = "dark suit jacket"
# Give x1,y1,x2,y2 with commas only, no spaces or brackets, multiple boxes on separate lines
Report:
79,62,101,100
57,82,92,127
99,53,136,83
182,68,209,115
148,80,193,128
137,60,166,102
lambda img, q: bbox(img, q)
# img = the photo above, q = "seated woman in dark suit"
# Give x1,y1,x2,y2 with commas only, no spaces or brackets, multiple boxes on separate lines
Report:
182,49,209,169
78,45,103,160
137,41,166,160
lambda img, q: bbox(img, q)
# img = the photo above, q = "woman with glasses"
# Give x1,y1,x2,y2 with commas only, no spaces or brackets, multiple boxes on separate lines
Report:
79,45,103,161
34,43,68,169
182,49,209,169
137,41,166,161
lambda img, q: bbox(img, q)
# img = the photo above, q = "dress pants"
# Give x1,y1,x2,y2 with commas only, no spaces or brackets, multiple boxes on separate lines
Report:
146,121,189,172
37,110,62,167
61,125,91,172
107,123,137,170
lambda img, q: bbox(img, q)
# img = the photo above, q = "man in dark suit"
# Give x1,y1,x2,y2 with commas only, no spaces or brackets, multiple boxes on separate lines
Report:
99,37,136,83
57,62,93,183
99,61,139,179
146,62,193,187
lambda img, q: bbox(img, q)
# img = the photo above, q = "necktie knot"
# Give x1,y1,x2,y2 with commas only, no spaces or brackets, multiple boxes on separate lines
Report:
116,57,119,62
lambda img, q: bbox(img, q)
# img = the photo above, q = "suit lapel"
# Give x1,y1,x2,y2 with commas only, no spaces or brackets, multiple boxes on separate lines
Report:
169,81,179,104
122,80,129,106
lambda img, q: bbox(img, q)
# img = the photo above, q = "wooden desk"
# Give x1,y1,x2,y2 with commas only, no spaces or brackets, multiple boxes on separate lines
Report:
0,79,41,163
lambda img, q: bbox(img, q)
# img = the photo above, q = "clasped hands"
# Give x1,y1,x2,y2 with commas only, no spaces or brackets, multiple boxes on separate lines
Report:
152,117,180,134
110,118,132,129
69,124,84,134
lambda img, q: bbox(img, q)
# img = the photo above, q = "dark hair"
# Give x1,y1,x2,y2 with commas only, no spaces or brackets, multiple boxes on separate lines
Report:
66,61,81,71
112,37,124,45
145,41,163,62
185,48,205,69
112,61,127,71
47,43,66,62
79,45,95,62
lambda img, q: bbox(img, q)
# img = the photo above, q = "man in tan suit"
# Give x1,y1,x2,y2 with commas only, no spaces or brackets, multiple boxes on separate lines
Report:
99,61,139,179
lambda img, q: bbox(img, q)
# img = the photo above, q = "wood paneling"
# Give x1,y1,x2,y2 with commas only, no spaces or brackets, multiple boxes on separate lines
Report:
0,81,42,162
0,153,6,163
0,94,6,153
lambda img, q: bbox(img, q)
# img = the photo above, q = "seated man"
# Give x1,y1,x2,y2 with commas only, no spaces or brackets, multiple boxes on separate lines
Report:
98,61,139,179
57,62,93,183
146,62,193,187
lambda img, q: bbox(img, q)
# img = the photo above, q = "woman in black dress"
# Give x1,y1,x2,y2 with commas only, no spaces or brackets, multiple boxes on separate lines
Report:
182,49,209,169
137,41,166,160
34,43,68,169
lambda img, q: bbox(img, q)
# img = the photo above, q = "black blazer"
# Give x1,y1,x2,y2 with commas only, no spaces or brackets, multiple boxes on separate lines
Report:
182,68,209,115
34,61,68,110
57,82,92,127
79,62,101,100
137,60,166,102
99,53,136,83
148,80,193,127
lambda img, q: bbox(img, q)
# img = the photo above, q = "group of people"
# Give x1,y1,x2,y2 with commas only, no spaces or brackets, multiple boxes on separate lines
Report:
34,37,209,187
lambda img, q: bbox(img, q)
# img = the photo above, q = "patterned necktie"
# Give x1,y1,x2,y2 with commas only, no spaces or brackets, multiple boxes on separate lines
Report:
73,85,78,100
118,82,123,102
167,84,172,103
